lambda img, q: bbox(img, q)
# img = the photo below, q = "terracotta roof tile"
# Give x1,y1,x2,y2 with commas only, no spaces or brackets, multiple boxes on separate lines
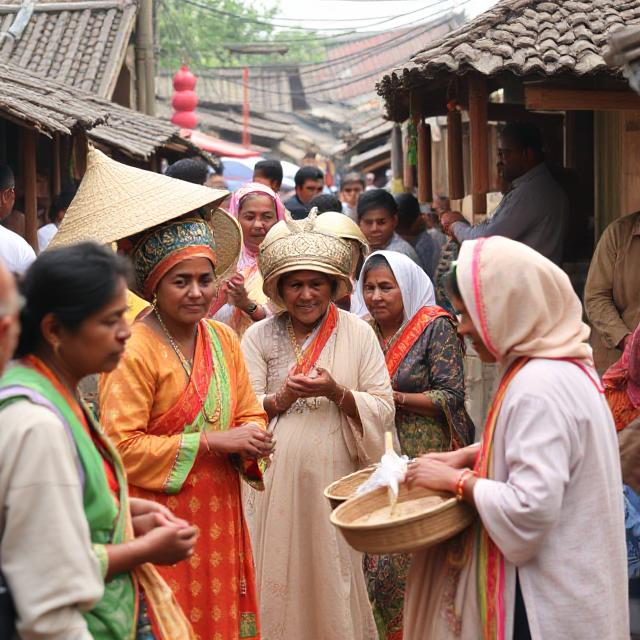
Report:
378,0,640,114
0,0,137,99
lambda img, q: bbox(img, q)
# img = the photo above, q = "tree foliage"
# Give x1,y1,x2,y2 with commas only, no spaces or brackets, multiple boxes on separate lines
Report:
157,0,324,72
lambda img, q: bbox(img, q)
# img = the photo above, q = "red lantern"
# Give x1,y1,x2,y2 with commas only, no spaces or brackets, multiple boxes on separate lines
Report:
171,64,198,130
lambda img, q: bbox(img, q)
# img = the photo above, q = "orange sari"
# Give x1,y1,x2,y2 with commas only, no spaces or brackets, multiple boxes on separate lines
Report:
100,320,267,639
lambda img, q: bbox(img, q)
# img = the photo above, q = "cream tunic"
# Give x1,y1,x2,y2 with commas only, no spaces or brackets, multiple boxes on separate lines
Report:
0,400,103,640
405,359,628,639
242,308,395,640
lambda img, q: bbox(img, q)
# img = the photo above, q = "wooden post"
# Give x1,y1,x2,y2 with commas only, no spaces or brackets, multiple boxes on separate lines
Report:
403,126,414,192
390,123,404,193
51,134,61,198
72,133,88,181
447,104,464,200
468,74,489,216
22,128,38,251
417,120,433,204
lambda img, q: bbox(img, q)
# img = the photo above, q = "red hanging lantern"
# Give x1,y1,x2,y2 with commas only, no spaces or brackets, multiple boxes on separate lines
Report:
171,65,198,130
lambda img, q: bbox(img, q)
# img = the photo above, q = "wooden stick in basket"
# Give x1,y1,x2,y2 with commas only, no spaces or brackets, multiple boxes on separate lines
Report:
385,431,398,516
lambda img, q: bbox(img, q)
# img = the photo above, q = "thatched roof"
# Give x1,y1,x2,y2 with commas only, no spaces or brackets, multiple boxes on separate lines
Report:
378,0,640,117
0,61,211,162
0,0,137,99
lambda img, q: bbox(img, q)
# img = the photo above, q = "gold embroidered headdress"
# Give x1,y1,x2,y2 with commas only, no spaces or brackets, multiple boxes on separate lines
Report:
259,208,353,307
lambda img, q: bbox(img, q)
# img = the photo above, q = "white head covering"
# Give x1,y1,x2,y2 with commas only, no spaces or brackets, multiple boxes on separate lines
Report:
456,236,591,363
357,250,436,322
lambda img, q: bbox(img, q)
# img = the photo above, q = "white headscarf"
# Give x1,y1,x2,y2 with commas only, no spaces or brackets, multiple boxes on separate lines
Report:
357,250,436,322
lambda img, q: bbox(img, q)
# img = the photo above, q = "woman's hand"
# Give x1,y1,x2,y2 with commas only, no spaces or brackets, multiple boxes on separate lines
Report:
286,367,338,400
137,523,199,566
406,456,460,493
207,423,274,458
226,273,250,309
131,498,190,536
419,444,480,470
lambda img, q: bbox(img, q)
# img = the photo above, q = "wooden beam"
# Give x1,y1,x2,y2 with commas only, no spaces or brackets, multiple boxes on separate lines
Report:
417,120,433,204
447,106,464,200
22,128,38,252
525,86,640,111
468,74,489,216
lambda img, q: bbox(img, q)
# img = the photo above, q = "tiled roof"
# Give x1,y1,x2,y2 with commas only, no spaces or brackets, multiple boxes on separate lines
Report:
0,0,137,99
378,0,640,103
0,61,210,163
304,15,461,103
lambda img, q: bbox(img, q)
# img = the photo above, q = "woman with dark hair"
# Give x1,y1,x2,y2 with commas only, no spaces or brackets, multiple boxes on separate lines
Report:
241,214,394,639
358,250,473,639
0,242,196,640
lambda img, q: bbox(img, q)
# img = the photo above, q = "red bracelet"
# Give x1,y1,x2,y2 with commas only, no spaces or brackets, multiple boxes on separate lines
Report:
454,468,475,501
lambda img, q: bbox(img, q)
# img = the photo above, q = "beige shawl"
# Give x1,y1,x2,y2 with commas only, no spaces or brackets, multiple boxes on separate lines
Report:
456,236,591,363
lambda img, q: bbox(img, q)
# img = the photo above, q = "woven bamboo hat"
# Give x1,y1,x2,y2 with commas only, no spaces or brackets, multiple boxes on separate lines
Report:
259,209,353,307
49,148,241,278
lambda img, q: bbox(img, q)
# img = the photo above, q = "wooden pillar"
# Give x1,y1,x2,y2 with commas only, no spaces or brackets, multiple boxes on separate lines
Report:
403,128,414,192
468,74,489,216
51,134,61,198
417,120,433,204
390,123,404,193
22,128,38,251
72,133,88,181
447,103,464,200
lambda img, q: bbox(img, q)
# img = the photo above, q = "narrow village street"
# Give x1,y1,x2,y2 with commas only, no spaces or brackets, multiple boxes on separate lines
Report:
0,1,639,639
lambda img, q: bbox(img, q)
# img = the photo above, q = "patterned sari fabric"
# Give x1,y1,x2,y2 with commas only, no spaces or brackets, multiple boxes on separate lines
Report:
365,310,475,640
0,358,192,640
100,320,267,640
603,323,640,431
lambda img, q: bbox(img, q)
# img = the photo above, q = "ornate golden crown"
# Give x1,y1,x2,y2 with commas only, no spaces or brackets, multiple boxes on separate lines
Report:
259,209,353,305
259,210,353,281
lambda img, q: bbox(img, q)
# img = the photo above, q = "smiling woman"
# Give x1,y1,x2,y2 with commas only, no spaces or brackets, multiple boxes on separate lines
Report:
240,214,395,640
212,182,286,338
99,216,270,640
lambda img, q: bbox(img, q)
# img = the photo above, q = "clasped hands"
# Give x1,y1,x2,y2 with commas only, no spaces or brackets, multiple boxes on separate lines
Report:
223,272,250,309
275,366,340,409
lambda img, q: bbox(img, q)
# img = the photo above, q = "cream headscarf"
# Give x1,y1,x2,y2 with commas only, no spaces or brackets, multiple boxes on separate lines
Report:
456,236,591,363
357,250,436,322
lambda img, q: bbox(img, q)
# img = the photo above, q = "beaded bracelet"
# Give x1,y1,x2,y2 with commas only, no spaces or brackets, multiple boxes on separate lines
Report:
455,468,475,502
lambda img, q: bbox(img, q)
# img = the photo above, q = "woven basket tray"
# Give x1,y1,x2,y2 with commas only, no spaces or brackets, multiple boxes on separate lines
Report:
324,466,376,510
330,481,475,554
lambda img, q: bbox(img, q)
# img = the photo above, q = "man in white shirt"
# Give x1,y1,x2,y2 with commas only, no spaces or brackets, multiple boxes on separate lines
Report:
0,164,35,275
38,188,76,252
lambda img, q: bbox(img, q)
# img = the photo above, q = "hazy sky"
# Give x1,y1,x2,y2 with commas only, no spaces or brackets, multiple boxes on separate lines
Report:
275,0,498,31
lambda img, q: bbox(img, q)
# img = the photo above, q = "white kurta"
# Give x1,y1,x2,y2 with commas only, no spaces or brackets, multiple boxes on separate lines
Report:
405,358,629,639
242,308,395,640
0,400,103,640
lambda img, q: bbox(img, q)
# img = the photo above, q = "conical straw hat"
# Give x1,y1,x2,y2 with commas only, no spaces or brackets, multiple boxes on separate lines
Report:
50,147,241,278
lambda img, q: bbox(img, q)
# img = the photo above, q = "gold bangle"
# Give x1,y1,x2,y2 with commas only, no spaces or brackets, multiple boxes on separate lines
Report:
335,386,348,408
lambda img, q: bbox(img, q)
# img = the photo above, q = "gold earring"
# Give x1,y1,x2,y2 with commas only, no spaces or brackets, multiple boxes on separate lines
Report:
53,342,61,358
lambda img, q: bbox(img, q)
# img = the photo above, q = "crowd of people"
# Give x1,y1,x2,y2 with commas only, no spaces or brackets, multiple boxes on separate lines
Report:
0,118,636,640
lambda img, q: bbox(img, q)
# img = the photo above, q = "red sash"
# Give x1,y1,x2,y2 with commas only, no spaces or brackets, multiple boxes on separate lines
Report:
385,306,452,379
293,303,338,375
